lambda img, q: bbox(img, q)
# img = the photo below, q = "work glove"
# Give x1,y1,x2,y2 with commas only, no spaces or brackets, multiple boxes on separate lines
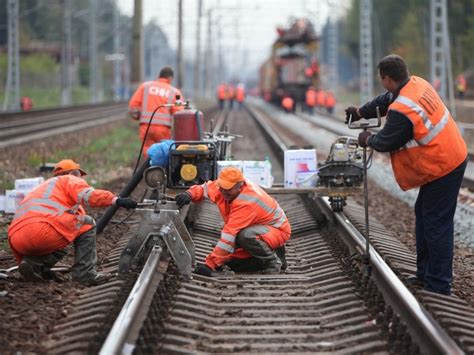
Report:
358,131,372,148
175,192,192,208
345,106,362,123
115,197,138,209
194,263,213,277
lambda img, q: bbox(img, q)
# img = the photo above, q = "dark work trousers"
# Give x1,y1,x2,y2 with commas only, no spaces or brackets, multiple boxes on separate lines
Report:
415,158,467,295
71,227,98,282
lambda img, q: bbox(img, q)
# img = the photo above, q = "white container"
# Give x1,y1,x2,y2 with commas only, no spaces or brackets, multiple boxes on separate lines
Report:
14,177,44,192
217,160,243,175
242,160,273,188
0,195,5,212
5,190,28,214
284,149,317,188
333,143,349,162
295,171,319,187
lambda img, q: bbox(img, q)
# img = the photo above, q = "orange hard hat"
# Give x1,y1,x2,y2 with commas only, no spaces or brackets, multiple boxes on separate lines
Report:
217,167,244,189
53,159,87,176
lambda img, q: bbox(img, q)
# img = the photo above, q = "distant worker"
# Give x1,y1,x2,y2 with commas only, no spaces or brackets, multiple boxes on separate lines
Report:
227,84,236,109
456,74,467,100
8,159,138,286
129,66,184,156
325,91,336,115
175,167,291,276
217,83,227,110
20,96,33,111
305,87,317,114
316,90,326,109
235,84,246,110
281,96,294,113
345,54,467,296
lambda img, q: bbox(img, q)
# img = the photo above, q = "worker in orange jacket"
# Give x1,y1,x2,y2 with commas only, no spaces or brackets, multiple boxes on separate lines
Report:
20,96,33,111
281,96,294,113
235,84,245,110
8,159,138,286
217,83,227,110
325,91,336,114
227,84,236,109
305,87,317,114
456,74,467,100
129,66,184,156
175,167,291,276
346,55,467,295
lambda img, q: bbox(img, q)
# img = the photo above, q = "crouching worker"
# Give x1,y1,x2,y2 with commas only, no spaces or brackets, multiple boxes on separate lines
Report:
175,167,291,276
8,159,138,286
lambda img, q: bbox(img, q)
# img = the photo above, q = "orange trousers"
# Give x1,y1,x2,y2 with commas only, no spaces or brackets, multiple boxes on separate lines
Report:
139,124,171,157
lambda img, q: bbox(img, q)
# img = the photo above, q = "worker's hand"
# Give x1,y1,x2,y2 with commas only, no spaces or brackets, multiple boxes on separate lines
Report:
129,109,140,120
115,197,138,209
194,263,213,277
345,106,361,123
358,131,372,148
175,192,192,208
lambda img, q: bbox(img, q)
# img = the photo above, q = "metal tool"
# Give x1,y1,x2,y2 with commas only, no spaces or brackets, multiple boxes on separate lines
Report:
348,107,381,274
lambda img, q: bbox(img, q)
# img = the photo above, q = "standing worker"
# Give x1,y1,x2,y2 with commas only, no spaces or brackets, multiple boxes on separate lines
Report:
217,83,227,110
8,159,138,286
227,84,236,109
456,73,467,100
175,167,291,276
305,86,317,114
20,96,33,111
325,91,336,115
281,96,294,113
129,66,184,156
235,83,246,110
345,54,467,296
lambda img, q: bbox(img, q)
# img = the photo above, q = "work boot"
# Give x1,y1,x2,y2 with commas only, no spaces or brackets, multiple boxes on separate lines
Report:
262,258,282,274
18,260,46,282
275,246,287,270
77,272,113,287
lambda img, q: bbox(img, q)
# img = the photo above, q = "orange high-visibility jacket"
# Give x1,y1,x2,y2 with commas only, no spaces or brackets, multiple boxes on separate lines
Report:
188,179,291,269
217,84,227,100
8,175,116,243
388,76,467,190
129,78,183,127
325,92,336,108
316,90,326,107
236,86,245,102
305,89,317,107
282,97,294,110
227,86,235,100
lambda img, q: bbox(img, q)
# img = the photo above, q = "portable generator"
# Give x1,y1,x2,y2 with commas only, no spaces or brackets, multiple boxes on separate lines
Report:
168,141,218,188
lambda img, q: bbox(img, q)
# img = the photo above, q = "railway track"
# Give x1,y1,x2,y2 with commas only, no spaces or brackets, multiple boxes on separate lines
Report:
43,103,473,354
0,102,128,148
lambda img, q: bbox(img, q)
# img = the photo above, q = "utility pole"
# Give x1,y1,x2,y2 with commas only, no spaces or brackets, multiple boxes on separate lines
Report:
359,0,373,104
61,0,72,106
177,0,184,89
430,0,455,115
113,0,121,101
194,0,203,94
327,16,338,93
89,0,98,103
131,0,143,91
3,0,20,111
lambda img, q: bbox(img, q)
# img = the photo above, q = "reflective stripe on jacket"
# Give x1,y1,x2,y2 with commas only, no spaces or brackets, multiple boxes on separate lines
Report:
129,78,183,127
8,175,116,242
388,76,467,190
188,179,291,269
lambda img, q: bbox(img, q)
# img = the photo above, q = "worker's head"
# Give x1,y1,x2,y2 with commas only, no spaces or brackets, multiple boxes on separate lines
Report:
217,167,244,201
53,159,87,177
377,54,409,93
159,66,174,80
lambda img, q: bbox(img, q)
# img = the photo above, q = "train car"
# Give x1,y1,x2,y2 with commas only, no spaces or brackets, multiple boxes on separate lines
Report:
259,18,320,104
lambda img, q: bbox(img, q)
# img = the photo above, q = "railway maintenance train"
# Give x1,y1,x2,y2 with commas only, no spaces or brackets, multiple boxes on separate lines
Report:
259,18,320,105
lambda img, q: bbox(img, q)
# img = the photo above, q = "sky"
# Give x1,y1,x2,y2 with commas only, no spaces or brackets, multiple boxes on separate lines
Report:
117,0,351,81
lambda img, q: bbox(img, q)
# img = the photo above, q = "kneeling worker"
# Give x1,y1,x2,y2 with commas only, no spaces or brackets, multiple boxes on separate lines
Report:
175,167,291,276
8,159,138,286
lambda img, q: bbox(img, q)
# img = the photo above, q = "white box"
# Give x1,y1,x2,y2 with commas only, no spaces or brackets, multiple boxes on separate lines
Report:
0,195,5,212
284,149,317,188
217,160,243,175
242,161,273,188
5,190,28,214
14,177,44,191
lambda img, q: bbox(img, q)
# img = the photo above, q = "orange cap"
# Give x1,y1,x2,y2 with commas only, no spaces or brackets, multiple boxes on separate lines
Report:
217,167,244,190
53,159,87,176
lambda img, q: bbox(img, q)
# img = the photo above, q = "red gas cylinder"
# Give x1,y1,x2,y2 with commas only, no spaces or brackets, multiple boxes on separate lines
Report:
173,109,204,141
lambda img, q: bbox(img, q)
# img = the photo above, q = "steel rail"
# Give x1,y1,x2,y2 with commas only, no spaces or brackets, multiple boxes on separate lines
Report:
245,102,464,355
99,246,169,355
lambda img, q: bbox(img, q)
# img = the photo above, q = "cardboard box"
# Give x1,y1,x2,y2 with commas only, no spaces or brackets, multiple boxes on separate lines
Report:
217,160,243,175
5,190,28,214
15,177,44,191
284,149,317,188
242,160,273,188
